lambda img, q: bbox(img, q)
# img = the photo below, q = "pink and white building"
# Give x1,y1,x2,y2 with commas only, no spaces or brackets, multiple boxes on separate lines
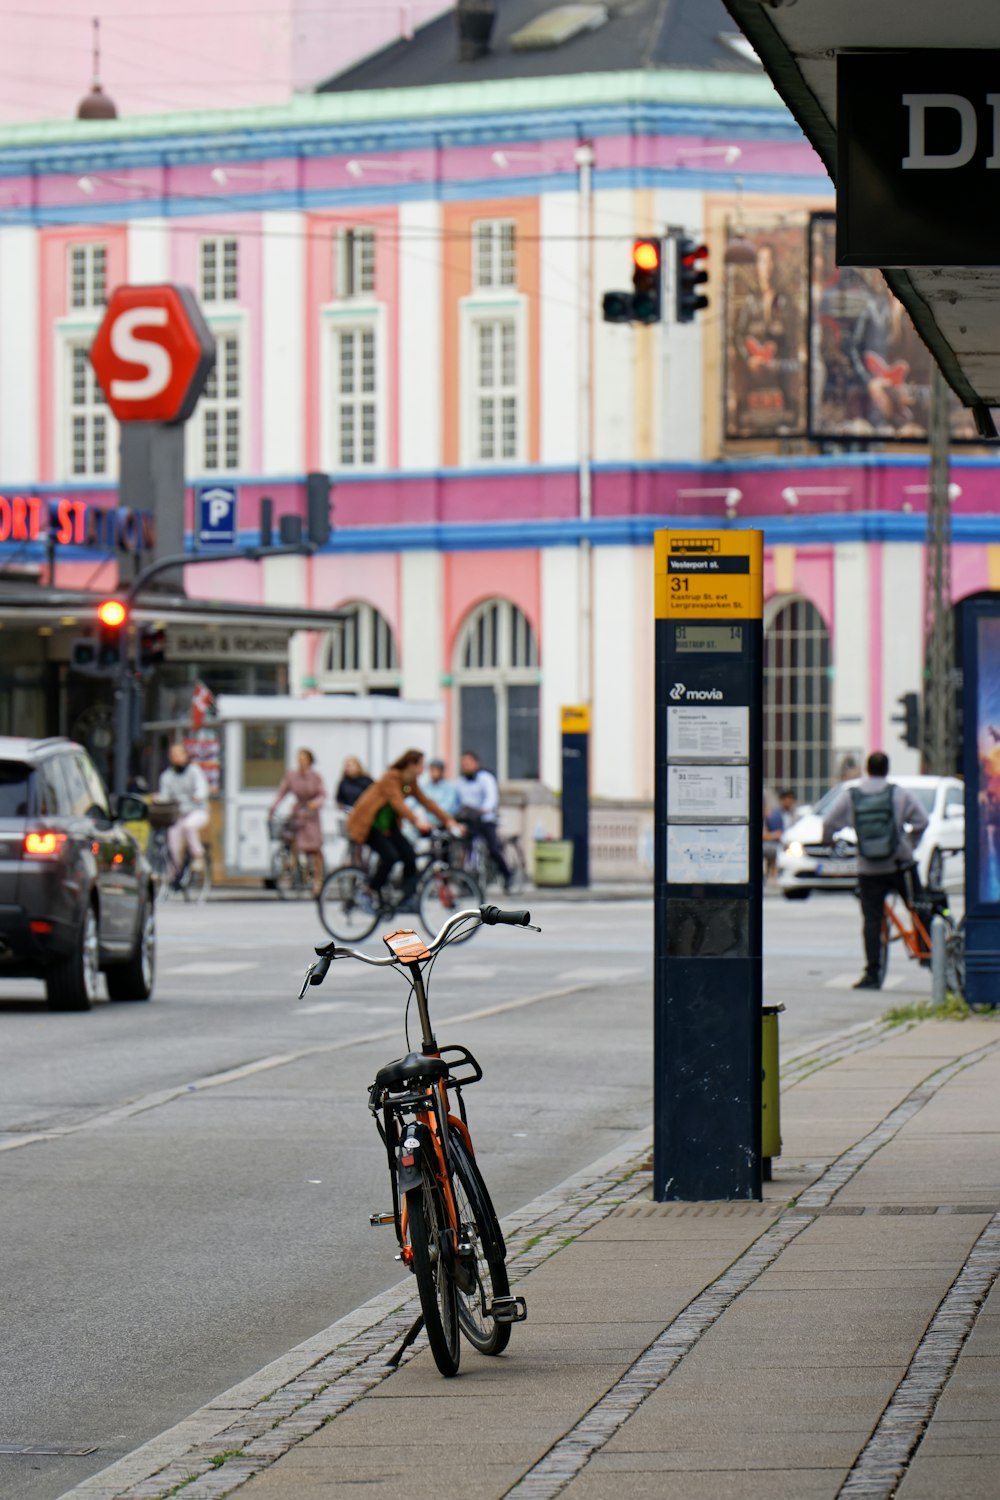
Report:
0,60,997,804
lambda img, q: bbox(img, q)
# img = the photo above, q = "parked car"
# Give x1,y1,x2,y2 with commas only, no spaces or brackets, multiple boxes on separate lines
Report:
0,736,156,1009
778,775,965,899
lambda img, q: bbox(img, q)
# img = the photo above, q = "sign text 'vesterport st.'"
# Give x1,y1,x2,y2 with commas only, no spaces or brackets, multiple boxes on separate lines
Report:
838,51,1000,266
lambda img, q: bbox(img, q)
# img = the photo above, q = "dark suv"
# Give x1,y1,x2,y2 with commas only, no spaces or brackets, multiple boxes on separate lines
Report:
0,737,156,1010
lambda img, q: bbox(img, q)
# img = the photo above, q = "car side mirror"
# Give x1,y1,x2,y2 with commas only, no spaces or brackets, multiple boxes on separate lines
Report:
116,793,149,823
945,805,964,820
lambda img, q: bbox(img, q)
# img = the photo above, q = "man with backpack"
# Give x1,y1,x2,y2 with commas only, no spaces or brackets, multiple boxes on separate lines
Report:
821,751,930,990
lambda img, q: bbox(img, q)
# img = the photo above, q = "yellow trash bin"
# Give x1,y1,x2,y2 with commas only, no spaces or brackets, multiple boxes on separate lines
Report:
533,840,574,886
762,1003,784,1180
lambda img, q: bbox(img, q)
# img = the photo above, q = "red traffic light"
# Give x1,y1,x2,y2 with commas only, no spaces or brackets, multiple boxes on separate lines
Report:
97,599,127,628
632,239,661,271
680,241,709,268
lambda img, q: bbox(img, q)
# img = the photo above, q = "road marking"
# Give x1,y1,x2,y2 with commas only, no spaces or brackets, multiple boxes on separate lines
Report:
0,984,590,1155
557,965,643,984
293,1002,399,1017
161,962,258,977
435,964,497,980
825,973,903,991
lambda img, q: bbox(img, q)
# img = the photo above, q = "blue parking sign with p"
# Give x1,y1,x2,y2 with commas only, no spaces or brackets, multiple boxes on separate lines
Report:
197,484,237,547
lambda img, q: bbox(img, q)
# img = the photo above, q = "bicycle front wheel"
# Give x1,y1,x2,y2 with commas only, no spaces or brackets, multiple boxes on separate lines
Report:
183,851,211,905
417,867,482,943
406,1164,460,1377
450,1135,511,1356
503,839,527,896
317,865,378,941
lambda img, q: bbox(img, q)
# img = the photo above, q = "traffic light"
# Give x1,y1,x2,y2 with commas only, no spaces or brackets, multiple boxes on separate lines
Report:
306,471,333,548
895,691,921,749
602,290,633,324
631,239,662,325
676,237,710,323
96,598,128,674
139,625,166,673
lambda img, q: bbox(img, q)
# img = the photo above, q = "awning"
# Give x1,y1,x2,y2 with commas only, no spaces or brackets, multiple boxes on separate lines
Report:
723,1,1000,435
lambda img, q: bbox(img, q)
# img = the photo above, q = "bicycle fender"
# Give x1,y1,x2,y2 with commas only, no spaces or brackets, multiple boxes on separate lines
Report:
397,1121,429,1195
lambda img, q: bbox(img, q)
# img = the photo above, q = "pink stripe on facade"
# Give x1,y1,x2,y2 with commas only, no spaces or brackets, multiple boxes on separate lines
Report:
185,558,263,602
793,548,834,630
868,544,883,748
310,551,400,634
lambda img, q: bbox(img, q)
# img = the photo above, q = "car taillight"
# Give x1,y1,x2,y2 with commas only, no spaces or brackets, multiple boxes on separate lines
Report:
24,831,67,857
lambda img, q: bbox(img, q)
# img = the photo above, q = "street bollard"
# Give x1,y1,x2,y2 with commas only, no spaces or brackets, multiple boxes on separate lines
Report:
762,1003,784,1181
931,914,947,1005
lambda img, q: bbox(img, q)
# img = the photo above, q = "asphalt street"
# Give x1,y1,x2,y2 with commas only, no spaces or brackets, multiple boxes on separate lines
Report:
0,891,939,1500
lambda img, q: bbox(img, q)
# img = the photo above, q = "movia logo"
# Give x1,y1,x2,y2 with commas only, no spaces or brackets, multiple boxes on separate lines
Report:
669,683,724,701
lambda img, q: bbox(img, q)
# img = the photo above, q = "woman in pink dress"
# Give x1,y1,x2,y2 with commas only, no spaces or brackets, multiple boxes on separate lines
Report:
270,748,326,896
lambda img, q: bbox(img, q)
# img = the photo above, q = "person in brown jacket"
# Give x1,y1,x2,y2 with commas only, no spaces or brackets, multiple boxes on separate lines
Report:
346,748,462,911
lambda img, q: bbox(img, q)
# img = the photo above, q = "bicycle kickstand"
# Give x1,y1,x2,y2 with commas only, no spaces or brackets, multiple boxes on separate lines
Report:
385,1313,425,1369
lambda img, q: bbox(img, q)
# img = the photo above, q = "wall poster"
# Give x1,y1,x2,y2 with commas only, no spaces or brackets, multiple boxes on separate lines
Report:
725,222,808,439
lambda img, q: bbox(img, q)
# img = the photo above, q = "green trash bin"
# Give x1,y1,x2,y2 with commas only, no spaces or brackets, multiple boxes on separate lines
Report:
534,839,574,886
762,1003,784,1181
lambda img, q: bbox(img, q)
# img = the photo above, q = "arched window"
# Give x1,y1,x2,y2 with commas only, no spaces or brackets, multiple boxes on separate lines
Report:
319,602,400,696
764,597,832,803
454,599,540,781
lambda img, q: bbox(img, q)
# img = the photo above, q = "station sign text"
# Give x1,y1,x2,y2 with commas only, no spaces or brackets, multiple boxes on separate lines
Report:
0,496,156,553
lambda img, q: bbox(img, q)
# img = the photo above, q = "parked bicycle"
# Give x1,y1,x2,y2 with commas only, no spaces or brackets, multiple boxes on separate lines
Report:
461,827,527,895
317,832,482,943
879,880,965,997
299,903,537,1376
269,814,313,900
146,800,211,904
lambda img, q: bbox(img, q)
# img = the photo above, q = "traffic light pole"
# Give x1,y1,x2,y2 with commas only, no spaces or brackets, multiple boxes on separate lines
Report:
111,541,314,800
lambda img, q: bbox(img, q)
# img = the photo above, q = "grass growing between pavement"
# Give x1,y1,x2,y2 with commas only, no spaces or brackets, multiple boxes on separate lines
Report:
883,993,972,1025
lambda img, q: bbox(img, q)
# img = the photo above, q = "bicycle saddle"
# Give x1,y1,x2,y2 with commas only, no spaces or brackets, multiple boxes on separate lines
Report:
374,1053,449,1091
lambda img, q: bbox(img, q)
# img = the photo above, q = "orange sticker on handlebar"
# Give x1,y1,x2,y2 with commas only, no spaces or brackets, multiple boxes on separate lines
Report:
383,928,431,964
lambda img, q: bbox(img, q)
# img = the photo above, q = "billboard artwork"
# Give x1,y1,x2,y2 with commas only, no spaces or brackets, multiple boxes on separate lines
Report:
808,214,980,442
975,615,1000,906
725,224,807,439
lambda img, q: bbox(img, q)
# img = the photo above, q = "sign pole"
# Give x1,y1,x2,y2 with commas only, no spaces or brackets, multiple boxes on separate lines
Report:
653,529,764,1201
560,705,590,887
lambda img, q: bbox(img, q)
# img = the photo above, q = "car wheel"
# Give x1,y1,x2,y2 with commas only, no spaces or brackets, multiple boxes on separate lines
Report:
927,848,944,889
783,888,811,901
106,899,156,1002
46,904,99,1011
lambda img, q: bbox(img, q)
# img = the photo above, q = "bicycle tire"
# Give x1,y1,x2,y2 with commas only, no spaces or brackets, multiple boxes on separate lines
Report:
877,912,890,986
945,917,965,1000
405,1163,460,1377
503,838,526,896
417,866,482,943
273,848,310,900
183,851,211,905
317,865,379,941
449,1135,511,1356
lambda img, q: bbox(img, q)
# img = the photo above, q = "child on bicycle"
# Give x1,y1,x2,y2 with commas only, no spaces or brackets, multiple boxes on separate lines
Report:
346,749,463,914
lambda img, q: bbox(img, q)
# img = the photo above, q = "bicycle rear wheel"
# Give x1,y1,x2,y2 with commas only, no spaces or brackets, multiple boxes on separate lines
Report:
317,865,378,941
449,1136,511,1356
417,866,482,943
945,917,965,1000
405,1163,460,1377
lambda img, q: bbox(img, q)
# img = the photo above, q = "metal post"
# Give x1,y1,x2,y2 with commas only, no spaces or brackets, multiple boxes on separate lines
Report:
923,365,955,774
930,913,947,1006
113,618,132,802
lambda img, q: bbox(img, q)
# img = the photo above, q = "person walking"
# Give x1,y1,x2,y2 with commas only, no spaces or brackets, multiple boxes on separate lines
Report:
157,743,210,888
270,748,327,897
346,749,463,913
457,749,513,890
416,758,460,824
821,751,929,990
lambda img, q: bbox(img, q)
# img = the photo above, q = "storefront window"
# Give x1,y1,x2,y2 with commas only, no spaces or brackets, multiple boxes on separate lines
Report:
243,724,286,789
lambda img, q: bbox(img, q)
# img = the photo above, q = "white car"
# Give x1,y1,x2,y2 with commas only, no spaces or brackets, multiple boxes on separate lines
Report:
777,775,965,900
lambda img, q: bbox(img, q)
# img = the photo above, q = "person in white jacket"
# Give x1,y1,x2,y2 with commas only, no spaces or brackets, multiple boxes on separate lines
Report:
157,743,210,884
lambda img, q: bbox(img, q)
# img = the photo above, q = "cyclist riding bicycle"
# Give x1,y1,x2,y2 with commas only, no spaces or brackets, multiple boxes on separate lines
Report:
456,750,514,892
346,749,463,915
156,743,209,889
821,750,929,991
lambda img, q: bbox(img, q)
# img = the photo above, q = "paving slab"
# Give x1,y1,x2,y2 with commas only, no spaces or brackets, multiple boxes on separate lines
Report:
561,1466,849,1499
897,1454,1000,1499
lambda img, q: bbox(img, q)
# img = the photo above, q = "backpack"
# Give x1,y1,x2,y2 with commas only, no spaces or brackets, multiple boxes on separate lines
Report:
850,785,898,861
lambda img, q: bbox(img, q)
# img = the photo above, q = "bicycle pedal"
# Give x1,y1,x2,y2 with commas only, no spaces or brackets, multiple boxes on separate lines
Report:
369,1212,396,1227
489,1295,527,1324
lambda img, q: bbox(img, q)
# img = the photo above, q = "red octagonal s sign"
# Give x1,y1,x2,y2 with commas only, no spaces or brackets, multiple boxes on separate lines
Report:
90,284,216,425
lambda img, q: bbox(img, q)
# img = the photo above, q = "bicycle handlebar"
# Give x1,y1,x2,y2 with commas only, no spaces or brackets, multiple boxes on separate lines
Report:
298,904,537,996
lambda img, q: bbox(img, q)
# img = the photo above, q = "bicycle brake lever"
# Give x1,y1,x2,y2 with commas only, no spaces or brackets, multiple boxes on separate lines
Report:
298,954,332,999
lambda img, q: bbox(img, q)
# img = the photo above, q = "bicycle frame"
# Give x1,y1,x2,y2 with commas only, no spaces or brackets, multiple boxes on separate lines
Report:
883,893,932,962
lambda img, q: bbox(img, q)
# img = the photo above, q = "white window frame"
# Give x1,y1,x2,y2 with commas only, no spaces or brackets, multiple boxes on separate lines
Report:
472,219,516,290
68,242,107,311
453,597,540,783
54,321,117,482
318,601,400,695
320,304,386,472
336,226,376,299
187,316,246,476
459,296,527,467
199,236,239,304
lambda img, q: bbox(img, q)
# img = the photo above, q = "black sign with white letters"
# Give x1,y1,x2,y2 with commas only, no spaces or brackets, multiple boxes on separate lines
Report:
838,50,1000,266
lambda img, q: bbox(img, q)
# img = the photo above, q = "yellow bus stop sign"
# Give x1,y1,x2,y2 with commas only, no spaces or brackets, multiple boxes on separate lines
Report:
561,704,591,734
655,531,763,620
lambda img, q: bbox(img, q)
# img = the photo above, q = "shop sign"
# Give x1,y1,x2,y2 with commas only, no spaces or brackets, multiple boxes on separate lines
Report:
839,50,1000,266
0,495,156,552
167,628,289,662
